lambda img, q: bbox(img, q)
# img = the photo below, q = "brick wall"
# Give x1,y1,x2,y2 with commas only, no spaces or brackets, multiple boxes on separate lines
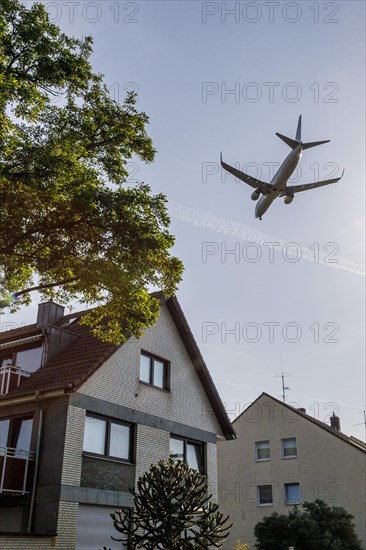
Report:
79,303,222,435
60,406,85,487
55,501,79,549
206,442,218,502
0,536,54,549
135,424,170,482
56,406,84,548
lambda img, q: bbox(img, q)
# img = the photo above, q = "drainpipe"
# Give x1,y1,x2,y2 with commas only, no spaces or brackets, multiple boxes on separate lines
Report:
27,401,43,533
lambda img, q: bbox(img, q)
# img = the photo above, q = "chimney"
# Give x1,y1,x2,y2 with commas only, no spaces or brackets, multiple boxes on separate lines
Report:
330,412,341,432
36,301,65,327
298,407,306,413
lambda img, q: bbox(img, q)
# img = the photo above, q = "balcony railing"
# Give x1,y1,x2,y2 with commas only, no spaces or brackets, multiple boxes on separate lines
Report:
0,447,35,494
0,364,31,395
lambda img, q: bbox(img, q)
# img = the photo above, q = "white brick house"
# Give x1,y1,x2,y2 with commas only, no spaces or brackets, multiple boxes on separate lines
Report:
0,294,235,549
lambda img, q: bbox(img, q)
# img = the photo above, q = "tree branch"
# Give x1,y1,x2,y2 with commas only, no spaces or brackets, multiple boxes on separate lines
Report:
15,277,79,297
0,219,87,255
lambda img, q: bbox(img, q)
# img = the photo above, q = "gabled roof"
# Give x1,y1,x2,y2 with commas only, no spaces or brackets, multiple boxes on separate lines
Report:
0,295,236,440
235,392,366,453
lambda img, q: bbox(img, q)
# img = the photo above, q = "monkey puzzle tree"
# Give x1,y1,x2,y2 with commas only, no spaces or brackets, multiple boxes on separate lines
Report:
106,459,232,549
0,0,183,343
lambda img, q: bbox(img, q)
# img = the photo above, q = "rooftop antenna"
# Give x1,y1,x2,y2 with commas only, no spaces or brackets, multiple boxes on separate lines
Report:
353,410,366,438
275,356,290,403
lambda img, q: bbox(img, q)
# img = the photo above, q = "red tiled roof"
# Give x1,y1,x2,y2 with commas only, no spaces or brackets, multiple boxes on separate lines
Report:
0,317,116,398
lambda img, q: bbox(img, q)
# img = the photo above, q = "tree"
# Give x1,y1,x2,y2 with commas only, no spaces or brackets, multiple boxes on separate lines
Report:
0,0,183,343
106,459,232,549
254,499,362,550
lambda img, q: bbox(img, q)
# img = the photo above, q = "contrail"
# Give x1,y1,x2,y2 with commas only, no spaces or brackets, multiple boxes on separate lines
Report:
167,201,365,277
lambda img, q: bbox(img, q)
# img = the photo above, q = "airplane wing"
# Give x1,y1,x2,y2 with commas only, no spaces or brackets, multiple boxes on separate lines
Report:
284,170,344,194
221,154,272,193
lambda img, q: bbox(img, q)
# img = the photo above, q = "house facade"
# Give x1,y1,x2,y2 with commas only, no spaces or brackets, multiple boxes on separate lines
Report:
217,392,366,549
0,295,235,549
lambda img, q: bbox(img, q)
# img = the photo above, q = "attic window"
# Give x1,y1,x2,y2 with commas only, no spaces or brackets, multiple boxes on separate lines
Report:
139,352,169,390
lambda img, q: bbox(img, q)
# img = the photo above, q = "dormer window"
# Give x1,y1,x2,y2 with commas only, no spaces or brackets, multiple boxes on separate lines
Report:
0,339,43,394
0,339,43,374
11,345,43,372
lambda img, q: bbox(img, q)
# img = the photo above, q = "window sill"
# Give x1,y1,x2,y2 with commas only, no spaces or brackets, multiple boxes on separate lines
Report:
82,452,134,466
285,502,301,506
255,458,271,462
139,380,170,393
282,455,298,459
257,503,273,507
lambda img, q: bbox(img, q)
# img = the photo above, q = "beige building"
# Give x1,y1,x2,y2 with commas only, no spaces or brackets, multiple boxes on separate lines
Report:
217,392,366,549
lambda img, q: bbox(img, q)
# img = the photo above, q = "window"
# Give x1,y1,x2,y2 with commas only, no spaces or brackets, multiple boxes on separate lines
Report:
257,485,273,506
0,344,43,373
140,352,169,390
0,417,33,456
255,440,270,461
169,436,204,474
0,419,10,455
83,415,133,462
14,418,33,457
284,483,301,505
281,437,297,458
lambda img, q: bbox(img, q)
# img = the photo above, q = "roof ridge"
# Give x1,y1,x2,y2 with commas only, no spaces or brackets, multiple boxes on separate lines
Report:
234,392,366,453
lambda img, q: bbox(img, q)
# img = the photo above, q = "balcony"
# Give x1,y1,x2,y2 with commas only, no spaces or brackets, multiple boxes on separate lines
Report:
0,447,35,494
0,364,31,396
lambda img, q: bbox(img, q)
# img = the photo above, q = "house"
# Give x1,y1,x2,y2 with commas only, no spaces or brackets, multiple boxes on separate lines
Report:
217,392,366,549
0,294,236,549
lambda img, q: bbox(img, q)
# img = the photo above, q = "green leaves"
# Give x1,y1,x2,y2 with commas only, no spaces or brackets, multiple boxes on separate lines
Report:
0,0,92,120
254,499,362,550
0,0,183,343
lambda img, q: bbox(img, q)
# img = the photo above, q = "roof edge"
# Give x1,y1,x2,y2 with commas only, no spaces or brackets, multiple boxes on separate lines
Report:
165,296,236,441
235,392,365,453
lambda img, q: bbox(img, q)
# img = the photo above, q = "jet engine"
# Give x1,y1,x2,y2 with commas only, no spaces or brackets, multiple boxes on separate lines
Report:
284,194,294,205
251,189,261,201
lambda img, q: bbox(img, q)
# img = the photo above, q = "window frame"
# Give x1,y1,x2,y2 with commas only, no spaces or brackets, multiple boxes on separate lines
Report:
0,415,34,460
281,437,298,459
0,343,43,372
139,351,170,391
284,482,301,505
169,435,205,474
83,413,134,464
255,440,270,461
257,484,273,506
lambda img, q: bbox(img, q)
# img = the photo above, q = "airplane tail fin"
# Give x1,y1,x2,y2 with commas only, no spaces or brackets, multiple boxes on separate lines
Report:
295,114,302,142
276,132,299,150
277,115,330,150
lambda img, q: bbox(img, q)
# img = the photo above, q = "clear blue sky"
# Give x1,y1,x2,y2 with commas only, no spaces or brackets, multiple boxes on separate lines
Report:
6,1,366,437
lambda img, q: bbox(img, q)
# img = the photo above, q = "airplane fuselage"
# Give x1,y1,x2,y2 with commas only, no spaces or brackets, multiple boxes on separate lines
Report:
255,145,302,219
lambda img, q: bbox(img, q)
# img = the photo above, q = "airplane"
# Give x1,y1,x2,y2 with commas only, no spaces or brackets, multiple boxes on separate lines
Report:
221,115,344,220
